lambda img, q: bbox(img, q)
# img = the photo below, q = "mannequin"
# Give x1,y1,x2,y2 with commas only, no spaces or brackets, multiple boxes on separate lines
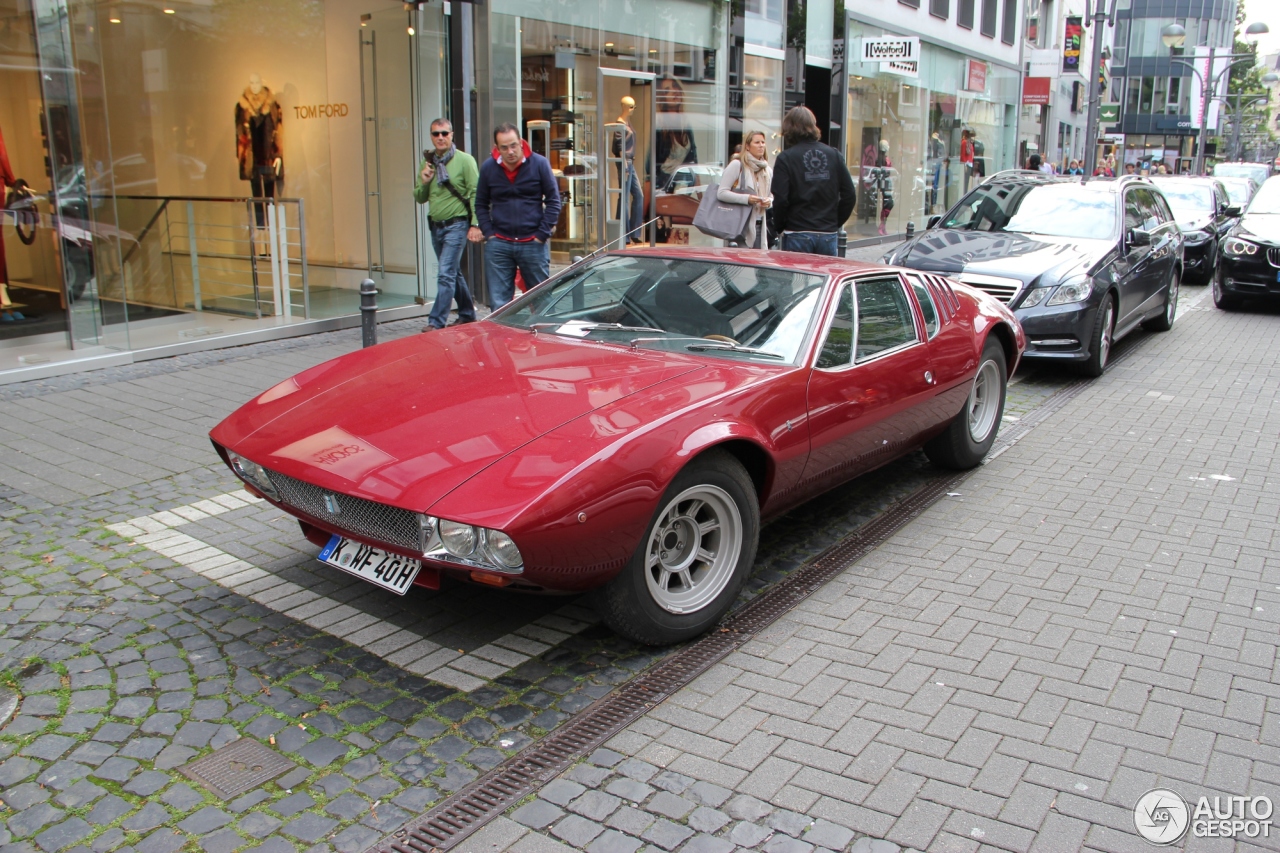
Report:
874,139,894,236
612,95,643,243
0,124,22,321
927,131,946,211
236,73,284,229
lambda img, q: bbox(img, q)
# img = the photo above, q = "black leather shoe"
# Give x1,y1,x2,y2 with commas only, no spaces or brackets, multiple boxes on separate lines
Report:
447,317,477,326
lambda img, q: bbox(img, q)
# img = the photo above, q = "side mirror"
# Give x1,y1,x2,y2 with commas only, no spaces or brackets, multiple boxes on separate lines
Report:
926,214,942,230
1127,228,1152,247
1224,205,1242,217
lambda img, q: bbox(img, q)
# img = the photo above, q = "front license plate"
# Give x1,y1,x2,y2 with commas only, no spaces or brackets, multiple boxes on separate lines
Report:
319,535,420,595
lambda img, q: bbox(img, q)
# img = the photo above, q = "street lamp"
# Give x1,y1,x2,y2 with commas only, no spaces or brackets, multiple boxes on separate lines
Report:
1224,71,1280,161
1161,21,1270,174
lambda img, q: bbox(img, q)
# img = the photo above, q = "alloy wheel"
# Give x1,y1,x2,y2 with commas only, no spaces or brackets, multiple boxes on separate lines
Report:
967,359,1002,444
644,485,743,615
1166,273,1179,325
1098,300,1114,369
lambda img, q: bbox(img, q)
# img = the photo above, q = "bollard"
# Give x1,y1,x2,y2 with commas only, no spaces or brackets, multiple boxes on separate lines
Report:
360,278,377,348
905,220,916,239
837,229,848,258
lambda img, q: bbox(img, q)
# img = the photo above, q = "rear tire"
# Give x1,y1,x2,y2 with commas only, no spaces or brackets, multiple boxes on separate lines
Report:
593,450,759,645
1212,266,1241,311
1080,296,1114,378
1143,269,1178,332
924,337,1007,470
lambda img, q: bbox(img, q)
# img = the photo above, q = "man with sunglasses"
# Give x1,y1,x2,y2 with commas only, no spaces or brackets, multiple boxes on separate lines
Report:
475,123,562,308
415,118,482,330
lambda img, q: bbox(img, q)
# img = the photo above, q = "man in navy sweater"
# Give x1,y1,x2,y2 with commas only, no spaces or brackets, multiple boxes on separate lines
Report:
476,123,562,308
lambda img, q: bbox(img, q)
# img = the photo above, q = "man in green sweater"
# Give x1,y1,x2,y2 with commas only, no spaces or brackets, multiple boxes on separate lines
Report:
414,118,483,330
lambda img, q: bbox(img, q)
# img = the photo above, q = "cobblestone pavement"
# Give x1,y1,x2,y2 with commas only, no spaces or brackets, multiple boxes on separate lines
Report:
0,271,1216,853
454,286,1280,853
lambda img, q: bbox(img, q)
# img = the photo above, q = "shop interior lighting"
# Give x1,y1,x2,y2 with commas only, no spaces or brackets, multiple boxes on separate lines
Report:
605,42,614,47
109,15,121,22
407,25,415,34
163,7,175,12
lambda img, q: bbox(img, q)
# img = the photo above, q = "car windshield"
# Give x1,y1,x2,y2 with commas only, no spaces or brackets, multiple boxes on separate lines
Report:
1151,181,1213,215
1248,179,1280,215
1214,164,1270,184
494,255,828,363
941,181,1118,240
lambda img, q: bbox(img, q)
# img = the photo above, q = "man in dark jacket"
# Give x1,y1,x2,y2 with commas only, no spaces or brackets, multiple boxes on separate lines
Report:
770,106,855,256
476,123,562,308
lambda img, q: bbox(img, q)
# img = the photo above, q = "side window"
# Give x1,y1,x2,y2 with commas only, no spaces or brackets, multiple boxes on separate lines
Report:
855,277,919,362
905,274,940,338
816,283,853,369
1124,190,1145,233
1135,188,1161,230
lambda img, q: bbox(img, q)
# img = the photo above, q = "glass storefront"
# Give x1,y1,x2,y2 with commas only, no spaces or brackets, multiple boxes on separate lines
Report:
842,16,1019,238
488,0,729,259
1,0,449,370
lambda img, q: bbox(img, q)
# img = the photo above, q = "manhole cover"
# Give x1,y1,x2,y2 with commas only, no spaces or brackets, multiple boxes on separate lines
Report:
179,738,296,799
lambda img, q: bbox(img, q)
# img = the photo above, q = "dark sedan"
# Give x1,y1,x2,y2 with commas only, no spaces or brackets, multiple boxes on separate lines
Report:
883,172,1182,376
1215,175,1280,310
1149,177,1241,284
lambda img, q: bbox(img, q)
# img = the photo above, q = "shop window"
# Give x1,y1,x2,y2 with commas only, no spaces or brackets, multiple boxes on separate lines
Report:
980,0,998,38
1127,77,1141,113
1001,0,1017,44
959,0,976,29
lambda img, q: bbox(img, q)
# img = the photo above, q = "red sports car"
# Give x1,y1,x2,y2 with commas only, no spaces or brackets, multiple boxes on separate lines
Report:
211,249,1024,644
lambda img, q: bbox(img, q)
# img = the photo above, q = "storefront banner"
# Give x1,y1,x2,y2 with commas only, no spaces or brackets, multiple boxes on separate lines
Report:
860,36,920,63
1186,47,1229,130
964,59,987,92
1062,16,1083,74
1099,103,1120,122
1028,48,1059,78
1022,76,1051,105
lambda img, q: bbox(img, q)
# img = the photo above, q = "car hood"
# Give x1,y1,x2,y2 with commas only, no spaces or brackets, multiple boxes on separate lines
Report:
210,324,704,511
1238,213,1280,245
887,229,1111,288
1176,214,1214,232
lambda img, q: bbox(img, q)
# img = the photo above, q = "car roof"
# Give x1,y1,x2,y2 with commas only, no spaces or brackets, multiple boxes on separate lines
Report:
606,247,896,277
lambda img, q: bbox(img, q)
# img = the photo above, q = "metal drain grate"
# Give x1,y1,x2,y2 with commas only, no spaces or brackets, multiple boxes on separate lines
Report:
373,357,1137,853
179,738,296,799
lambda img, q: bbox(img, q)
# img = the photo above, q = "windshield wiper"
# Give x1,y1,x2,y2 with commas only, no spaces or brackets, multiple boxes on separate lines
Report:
530,321,665,335
683,342,786,359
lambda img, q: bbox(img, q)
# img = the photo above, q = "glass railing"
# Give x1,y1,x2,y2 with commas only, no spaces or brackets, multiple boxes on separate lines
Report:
109,195,310,321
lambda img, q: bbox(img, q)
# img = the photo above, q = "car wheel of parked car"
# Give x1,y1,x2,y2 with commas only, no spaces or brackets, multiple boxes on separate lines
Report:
594,450,759,645
1081,296,1115,378
1212,266,1241,311
1144,269,1179,332
924,338,1007,470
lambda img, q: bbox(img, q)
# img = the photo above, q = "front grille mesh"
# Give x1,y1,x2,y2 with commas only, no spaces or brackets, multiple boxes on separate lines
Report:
265,469,421,552
1268,247,1280,269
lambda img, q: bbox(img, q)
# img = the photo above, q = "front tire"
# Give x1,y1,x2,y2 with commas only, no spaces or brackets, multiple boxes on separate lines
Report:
924,337,1007,470
1080,295,1115,378
593,450,759,645
1212,265,1241,311
1143,269,1178,332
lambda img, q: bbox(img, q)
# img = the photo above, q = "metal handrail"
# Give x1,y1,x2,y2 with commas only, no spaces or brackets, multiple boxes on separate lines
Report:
118,198,170,266
108,194,309,204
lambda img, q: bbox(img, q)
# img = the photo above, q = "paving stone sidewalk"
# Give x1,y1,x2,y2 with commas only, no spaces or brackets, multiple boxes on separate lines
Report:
461,290,1280,853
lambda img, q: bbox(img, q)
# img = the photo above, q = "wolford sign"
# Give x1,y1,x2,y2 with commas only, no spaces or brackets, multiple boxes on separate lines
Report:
860,36,920,64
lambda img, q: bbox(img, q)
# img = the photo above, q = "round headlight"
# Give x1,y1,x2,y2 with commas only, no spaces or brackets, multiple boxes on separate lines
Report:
228,451,278,500
485,530,523,569
439,521,478,557
1224,237,1258,256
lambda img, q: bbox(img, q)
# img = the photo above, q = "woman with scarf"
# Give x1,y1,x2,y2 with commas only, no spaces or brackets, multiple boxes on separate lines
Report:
716,130,773,248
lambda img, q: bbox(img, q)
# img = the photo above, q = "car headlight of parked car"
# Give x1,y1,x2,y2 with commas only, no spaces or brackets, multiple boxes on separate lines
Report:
1018,286,1053,309
1045,276,1093,306
227,451,280,501
1183,229,1212,245
1223,237,1259,257
432,519,524,572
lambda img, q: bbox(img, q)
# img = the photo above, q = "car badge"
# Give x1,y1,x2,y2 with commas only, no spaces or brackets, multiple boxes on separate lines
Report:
323,494,341,514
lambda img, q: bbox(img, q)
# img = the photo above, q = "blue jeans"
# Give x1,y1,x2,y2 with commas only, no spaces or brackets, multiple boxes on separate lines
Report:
484,238,550,309
428,219,477,329
620,163,644,242
781,231,839,256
